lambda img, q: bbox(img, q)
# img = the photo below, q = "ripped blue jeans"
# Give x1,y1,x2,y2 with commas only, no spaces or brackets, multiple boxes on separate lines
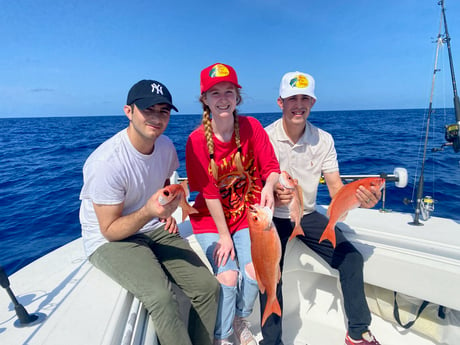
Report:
196,228,259,340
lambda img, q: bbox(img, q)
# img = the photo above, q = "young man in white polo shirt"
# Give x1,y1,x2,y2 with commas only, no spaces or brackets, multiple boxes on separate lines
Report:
261,71,382,345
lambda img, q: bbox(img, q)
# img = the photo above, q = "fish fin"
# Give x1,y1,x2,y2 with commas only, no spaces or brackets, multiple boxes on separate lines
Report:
295,184,304,211
288,224,303,241
319,224,336,248
255,272,266,294
180,180,190,198
337,211,348,222
261,297,282,327
180,204,199,222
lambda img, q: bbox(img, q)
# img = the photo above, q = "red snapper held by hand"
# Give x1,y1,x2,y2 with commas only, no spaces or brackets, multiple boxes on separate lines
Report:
320,177,385,248
247,204,282,326
158,182,198,221
279,171,304,241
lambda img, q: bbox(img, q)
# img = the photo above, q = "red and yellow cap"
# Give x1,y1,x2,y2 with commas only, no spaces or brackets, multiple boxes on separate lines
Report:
200,63,242,93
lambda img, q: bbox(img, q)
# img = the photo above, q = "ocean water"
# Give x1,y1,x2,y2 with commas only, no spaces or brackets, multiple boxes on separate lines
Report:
0,109,459,275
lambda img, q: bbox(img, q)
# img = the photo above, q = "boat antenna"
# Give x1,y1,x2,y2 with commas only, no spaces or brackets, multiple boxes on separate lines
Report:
410,5,444,225
438,0,460,152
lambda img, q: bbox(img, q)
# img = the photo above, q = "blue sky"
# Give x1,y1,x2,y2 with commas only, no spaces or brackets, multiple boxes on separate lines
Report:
1,0,459,117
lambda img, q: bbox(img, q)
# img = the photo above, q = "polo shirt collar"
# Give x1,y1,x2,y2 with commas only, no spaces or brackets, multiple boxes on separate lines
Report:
274,118,313,146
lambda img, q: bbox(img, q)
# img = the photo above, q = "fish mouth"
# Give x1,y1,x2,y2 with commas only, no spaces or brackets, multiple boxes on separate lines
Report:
264,206,273,222
279,174,294,189
158,189,177,206
248,204,273,222
249,204,258,214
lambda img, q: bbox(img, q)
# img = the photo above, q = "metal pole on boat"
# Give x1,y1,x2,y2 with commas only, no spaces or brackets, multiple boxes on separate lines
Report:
410,14,444,226
0,265,46,327
439,0,460,152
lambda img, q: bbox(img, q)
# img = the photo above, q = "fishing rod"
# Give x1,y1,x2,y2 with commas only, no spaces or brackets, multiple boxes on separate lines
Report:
411,1,459,225
434,0,460,152
410,5,444,226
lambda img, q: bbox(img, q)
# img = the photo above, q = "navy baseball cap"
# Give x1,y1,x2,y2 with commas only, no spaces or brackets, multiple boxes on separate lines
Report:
126,80,178,112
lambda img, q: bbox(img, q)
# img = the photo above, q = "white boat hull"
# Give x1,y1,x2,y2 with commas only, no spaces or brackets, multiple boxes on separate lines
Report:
1,206,459,345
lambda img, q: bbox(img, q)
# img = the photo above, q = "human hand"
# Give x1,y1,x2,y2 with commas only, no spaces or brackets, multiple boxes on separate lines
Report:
146,188,181,219
213,235,235,267
161,216,178,234
260,184,276,212
274,182,294,207
357,185,382,209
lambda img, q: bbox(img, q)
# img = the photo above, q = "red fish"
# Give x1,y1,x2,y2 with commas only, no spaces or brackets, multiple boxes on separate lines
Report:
247,204,282,326
320,177,385,248
279,171,304,240
158,181,198,221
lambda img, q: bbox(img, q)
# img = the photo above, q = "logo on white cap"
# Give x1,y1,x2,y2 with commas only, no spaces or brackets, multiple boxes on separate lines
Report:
279,71,316,100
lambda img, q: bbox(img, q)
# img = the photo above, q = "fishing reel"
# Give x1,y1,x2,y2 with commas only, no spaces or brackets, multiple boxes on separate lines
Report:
445,123,460,152
420,196,435,221
431,123,459,152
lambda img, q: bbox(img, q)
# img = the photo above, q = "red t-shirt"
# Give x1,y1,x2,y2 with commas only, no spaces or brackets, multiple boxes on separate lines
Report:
186,116,280,234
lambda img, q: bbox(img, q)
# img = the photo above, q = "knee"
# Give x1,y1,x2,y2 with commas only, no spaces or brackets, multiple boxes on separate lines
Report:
340,250,364,272
217,269,238,286
244,262,256,281
143,286,176,313
190,275,220,305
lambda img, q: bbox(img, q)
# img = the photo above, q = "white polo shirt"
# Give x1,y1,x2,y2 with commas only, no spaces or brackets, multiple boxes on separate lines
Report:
265,118,339,218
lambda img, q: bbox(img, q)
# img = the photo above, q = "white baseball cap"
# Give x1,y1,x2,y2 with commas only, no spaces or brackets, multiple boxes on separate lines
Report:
279,71,316,100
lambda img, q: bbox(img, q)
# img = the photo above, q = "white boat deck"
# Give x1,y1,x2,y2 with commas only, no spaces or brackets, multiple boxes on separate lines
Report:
1,207,459,345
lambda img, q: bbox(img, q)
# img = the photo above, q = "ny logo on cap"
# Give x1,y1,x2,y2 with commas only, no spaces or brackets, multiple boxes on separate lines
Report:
151,83,164,95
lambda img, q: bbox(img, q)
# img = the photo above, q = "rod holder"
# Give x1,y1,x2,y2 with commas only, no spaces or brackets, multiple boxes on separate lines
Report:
0,265,46,327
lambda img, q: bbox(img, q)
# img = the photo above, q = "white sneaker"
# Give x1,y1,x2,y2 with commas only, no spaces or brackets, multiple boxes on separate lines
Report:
213,339,233,345
233,316,257,345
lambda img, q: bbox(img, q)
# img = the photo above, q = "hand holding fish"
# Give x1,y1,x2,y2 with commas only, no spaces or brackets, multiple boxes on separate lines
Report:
274,182,294,207
278,171,304,240
147,187,182,220
260,184,276,211
259,172,280,212
319,177,385,248
356,184,382,209
156,183,199,221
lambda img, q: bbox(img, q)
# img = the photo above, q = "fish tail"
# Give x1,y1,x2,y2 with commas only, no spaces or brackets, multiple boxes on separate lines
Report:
261,297,282,327
319,224,336,248
288,223,303,241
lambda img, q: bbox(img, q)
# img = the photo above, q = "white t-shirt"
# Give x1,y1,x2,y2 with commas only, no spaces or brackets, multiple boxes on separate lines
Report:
79,129,179,257
265,119,339,218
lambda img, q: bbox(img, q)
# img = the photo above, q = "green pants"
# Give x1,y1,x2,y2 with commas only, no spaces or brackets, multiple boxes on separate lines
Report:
89,227,219,345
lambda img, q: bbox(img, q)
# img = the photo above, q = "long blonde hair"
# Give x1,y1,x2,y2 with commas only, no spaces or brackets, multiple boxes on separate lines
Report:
200,89,244,181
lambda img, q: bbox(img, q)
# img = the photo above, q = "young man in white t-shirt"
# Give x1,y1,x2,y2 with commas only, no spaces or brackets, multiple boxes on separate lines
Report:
79,79,219,345
261,72,382,345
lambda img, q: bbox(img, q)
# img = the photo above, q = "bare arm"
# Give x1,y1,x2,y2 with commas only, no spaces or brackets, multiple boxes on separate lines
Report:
324,171,344,199
260,172,280,211
94,188,179,242
205,198,235,267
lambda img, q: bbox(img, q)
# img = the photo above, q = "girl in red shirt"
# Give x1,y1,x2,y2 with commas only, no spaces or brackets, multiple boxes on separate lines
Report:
186,63,280,345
